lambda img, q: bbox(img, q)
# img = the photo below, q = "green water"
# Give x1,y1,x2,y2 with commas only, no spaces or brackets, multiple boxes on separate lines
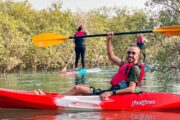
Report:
0,71,111,93
0,67,179,120
0,67,179,94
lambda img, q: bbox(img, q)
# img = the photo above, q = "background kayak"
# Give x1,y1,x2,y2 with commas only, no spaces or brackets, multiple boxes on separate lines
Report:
59,66,152,75
59,68,102,75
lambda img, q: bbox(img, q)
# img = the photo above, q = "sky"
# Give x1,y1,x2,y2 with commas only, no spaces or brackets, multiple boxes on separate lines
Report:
14,0,148,11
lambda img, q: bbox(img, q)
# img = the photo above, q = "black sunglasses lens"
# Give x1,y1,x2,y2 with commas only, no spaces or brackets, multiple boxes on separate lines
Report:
127,51,136,55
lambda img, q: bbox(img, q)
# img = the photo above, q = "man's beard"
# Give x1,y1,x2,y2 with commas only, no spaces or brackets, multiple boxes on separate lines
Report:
127,56,135,63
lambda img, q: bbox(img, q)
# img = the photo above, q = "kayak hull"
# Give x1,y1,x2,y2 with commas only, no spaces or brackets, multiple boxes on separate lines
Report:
0,88,179,111
101,92,180,110
0,88,59,110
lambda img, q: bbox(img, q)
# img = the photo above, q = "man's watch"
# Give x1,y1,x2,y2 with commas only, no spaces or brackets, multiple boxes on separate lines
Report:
112,89,116,95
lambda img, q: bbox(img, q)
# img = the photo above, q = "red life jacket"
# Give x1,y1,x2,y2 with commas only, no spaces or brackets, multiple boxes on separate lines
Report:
110,63,145,86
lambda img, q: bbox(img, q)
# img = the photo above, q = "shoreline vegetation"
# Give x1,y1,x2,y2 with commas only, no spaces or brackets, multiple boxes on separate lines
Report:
0,0,179,73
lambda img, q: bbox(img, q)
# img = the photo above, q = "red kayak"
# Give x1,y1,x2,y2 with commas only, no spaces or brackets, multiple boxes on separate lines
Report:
0,88,180,111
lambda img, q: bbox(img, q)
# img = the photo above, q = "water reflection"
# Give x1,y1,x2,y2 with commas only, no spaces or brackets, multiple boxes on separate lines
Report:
75,73,86,85
0,109,180,120
0,109,57,120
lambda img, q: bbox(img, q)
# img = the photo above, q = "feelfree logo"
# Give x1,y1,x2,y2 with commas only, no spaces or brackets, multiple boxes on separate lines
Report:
132,100,156,106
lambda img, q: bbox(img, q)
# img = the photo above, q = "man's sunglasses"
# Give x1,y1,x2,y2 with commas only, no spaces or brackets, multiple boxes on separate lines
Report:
127,51,136,55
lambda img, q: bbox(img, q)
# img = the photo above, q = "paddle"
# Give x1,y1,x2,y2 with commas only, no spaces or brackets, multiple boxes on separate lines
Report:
61,53,74,72
32,25,180,47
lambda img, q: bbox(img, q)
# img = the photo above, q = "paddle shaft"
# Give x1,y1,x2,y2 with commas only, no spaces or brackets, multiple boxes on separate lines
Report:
65,53,74,67
69,30,153,39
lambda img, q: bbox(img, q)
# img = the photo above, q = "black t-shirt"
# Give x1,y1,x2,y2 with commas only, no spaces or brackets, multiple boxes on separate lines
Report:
74,31,87,47
127,65,141,84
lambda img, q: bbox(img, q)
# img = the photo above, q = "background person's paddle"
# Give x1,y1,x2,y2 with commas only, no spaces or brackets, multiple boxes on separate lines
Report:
61,53,74,72
32,25,180,47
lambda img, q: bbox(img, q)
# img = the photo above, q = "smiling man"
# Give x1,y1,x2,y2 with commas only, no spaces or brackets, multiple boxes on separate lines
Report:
63,32,145,100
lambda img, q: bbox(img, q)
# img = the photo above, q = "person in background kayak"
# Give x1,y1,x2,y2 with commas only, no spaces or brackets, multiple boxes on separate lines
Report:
74,25,88,70
63,32,145,101
136,34,146,63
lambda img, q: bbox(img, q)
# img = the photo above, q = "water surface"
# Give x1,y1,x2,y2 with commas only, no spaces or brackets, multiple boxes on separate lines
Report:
0,67,179,120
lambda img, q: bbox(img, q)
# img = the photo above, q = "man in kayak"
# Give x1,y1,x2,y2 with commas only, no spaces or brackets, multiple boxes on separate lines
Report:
63,32,145,100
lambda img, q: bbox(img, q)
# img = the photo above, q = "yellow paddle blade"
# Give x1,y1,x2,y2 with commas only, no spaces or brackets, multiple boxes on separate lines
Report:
153,25,180,36
32,33,69,47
